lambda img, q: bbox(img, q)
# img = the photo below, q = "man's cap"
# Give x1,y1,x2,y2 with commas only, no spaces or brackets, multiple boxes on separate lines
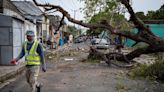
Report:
26,30,35,36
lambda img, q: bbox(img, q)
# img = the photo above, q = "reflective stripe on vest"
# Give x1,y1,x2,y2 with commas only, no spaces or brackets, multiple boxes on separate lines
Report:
24,40,40,65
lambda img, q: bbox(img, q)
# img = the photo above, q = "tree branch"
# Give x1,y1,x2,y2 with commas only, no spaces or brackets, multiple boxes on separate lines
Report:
120,0,155,36
55,15,65,32
33,0,164,62
44,7,55,11
33,0,162,46
33,0,104,28
120,45,164,61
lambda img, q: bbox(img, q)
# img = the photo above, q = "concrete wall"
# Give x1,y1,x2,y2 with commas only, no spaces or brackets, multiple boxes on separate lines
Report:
12,18,24,59
0,15,12,65
0,15,24,65
125,24,164,47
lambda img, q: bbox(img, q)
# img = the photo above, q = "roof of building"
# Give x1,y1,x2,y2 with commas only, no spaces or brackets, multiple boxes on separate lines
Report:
12,1,43,16
143,20,164,24
0,0,24,17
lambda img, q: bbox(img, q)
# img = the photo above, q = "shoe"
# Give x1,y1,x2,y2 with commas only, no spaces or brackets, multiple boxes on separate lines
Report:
36,83,43,92
36,86,40,92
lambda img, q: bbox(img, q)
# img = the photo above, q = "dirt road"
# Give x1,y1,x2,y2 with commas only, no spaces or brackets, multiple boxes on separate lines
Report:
0,51,163,92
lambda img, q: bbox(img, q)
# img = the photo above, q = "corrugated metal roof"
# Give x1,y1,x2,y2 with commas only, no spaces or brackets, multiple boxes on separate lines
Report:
12,1,43,16
143,20,164,24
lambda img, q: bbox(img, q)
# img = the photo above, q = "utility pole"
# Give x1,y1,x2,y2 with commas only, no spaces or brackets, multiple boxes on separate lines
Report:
72,9,78,27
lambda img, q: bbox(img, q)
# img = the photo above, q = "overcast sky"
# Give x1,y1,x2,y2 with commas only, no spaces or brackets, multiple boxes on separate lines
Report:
37,0,163,20
37,0,84,20
27,0,163,26
132,0,163,13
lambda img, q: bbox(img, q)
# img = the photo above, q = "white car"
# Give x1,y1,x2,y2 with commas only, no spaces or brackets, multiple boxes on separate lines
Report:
91,38,109,49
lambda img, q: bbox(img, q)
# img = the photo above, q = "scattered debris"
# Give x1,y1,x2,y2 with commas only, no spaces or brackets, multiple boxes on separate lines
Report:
48,56,52,59
64,58,74,61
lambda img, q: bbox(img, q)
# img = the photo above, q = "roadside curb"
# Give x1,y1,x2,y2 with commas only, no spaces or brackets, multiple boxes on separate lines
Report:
0,63,25,89
0,66,25,83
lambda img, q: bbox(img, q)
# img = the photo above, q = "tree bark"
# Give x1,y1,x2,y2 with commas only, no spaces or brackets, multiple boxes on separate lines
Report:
33,0,164,62
107,45,164,62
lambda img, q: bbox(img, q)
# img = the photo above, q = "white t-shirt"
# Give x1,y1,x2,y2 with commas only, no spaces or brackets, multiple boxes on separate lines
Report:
69,35,73,41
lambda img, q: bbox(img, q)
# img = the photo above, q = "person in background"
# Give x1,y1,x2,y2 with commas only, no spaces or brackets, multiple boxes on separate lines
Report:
69,34,73,45
114,35,124,53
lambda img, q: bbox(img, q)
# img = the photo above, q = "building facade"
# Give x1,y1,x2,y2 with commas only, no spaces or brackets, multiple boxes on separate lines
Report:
125,20,164,47
0,0,25,65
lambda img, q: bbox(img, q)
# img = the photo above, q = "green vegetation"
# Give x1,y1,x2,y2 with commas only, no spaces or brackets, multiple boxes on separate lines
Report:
129,59,164,81
81,0,132,36
115,83,131,92
115,83,125,92
85,53,103,63
135,4,164,20
67,25,78,36
86,56,100,63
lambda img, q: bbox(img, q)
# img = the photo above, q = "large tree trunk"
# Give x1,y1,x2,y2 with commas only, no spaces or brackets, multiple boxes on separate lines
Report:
33,0,164,62
109,45,164,62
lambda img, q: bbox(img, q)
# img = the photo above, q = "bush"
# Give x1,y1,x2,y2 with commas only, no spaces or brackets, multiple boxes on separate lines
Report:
145,60,164,80
129,63,148,78
130,60,164,81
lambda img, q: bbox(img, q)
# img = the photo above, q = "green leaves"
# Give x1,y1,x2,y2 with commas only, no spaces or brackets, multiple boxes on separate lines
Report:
81,0,119,19
67,26,78,36
135,4,164,20
81,0,131,32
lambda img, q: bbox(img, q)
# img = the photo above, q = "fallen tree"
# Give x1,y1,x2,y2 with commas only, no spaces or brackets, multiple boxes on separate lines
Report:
33,0,164,62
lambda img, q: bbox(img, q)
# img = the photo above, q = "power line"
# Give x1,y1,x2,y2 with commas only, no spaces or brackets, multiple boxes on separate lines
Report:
71,9,78,27
60,0,71,11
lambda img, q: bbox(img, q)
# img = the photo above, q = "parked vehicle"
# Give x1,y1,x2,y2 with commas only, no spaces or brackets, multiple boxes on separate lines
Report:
74,36,86,43
90,38,109,49
74,37,83,43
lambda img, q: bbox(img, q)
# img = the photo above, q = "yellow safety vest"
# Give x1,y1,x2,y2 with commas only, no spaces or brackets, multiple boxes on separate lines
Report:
24,40,41,65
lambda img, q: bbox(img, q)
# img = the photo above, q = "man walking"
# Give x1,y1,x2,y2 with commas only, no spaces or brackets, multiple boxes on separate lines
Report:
11,30,46,92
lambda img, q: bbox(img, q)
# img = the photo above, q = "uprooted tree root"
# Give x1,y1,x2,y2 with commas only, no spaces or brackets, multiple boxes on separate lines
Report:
89,47,134,68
